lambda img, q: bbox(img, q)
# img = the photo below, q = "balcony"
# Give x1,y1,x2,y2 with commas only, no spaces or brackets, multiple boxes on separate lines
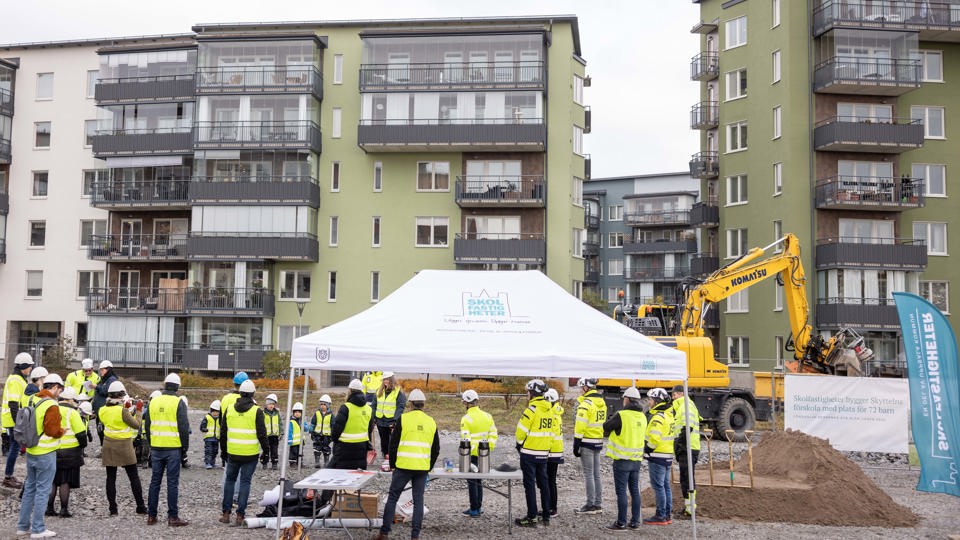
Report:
691,252,720,276
454,176,545,208
453,233,546,264
359,61,545,92
0,138,9,164
689,151,719,179
195,121,322,153
583,236,600,257
816,298,900,331
813,1,960,41
187,232,319,262
0,188,7,215
86,286,276,317
87,234,188,261
815,176,925,211
690,200,720,227
358,118,545,152
0,238,5,263
0,86,12,115
585,213,600,229
584,154,592,180
813,117,924,153
190,176,320,207
623,238,697,255
624,266,692,282
624,209,691,228
180,346,271,371
690,101,718,130
94,75,195,104
815,237,927,270
813,57,921,96
92,127,194,157
84,340,272,370
584,268,599,284
584,106,591,134
91,179,190,209
690,52,719,81
196,66,323,100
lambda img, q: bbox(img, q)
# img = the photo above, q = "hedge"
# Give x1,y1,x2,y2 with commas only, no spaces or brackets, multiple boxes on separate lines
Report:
179,372,315,391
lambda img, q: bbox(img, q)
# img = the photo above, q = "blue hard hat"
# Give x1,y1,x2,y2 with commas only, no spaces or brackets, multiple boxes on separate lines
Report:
233,371,250,385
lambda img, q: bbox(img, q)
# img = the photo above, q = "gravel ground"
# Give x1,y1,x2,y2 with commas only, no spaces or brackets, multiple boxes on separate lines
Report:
1,414,958,539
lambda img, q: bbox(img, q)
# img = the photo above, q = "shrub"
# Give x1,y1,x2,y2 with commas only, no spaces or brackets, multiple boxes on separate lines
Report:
261,351,291,379
178,371,314,391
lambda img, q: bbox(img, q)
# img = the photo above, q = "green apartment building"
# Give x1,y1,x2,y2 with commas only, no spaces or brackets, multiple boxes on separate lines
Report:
690,0,959,374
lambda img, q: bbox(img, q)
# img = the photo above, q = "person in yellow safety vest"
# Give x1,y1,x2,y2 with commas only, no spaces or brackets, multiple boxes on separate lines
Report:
308,394,333,468
259,394,282,470
219,372,249,419
670,385,702,518
361,370,383,403
315,379,373,517
514,379,554,528
78,402,94,451
458,389,499,517
142,373,190,527
218,379,268,527
573,377,607,516
543,388,564,518
16,373,65,538
374,388,439,540
65,358,101,401
287,402,304,467
643,387,675,525
20,367,49,408
371,371,406,463
3,352,34,489
602,386,648,531
46,386,88,518
100,380,147,516
200,400,222,469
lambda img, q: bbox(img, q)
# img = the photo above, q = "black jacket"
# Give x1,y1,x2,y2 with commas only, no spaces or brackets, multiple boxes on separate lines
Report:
387,409,440,471
143,390,190,451
331,391,373,462
219,395,268,463
93,370,118,413
5,372,27,419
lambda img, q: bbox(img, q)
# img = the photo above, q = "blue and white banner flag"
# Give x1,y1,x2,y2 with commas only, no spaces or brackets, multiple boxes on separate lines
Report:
893,292,960,496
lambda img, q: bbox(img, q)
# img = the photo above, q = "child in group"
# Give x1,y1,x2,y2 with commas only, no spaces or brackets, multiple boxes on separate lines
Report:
260,394,282,470
200,400,221,469
288,402,305,467
309,394,333,468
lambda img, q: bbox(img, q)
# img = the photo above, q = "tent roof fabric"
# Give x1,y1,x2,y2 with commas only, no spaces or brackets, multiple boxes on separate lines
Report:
291,270,687,380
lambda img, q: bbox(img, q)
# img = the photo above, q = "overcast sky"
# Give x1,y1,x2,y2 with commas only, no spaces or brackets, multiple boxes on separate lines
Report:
0,0,700,178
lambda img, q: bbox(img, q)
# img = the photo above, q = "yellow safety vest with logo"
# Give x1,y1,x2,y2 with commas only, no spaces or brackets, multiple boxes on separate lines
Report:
574,390,607,446
225,404,260,456
460,406,498,457
375,388,401,420
645,404,676,459
606,409,648,461
339,402,371,444
362,371,383,395
314,412,332,436
20,386,41,408
549,403,564,459
65,369,100,399
1,373,27,428
515,397,554,458
100,405,135,440
394,409,437,471
264,409,281,436
148,394,182,449
288,418,302,446
27,396,60,456
58,405,86,450
670,396,702,451
203,414,220,440
220,392,240,417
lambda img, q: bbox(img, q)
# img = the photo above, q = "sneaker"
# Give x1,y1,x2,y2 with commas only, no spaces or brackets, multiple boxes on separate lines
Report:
628,521,640,529
3,476,23,488
549,509,558,517
591,505,603,514
605,522,628,531
30,531,57,538
461,509,481,517
541,517,550,526
643,516,672,525
205,464,213,470
514,516,538,527
16,531,29,537
574,504,595,514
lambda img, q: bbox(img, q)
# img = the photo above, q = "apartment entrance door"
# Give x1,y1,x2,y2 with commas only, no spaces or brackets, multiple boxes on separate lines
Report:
118,270,140,309
121,219,143,256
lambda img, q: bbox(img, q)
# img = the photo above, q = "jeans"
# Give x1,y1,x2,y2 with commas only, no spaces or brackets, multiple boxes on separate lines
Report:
222,459,257,515
677,449,700,497
17,451,56,534
204,439,219,467
467,456,483,511
613,460,641,526
5,427,20,476
148,448,182,518
546,461,559,513
520,456,550,520
380,468,427,538
647,460,672,518
580,446,602,507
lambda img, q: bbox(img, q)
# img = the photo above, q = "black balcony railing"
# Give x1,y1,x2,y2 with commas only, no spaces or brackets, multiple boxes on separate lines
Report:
815,176,925,210
196,65,323,99
0,238,5,263
92,127,195,156
690,52,719,81
624,238,697,254
95,74,195,103
84,341,183,366
624,209,691,227
624,266,692,281
583,237,600,256
358,117,545,150
813,0,960,37
0,86,12,115
689,151,719,178
690,201,720,227
194,121,322,153
585,213,600,229
816,297,900,330
0,189,7,214
691,252,720,275
813,116,924,152
454,233,546,264
815,237,928,269
813,57,921,95
359,61,545,91
187,232,319,262
454,175,545,206
190,175,320,207
690,101,719,129
0,138,10,163
84,340,273,370
91,179,190,207
584,269,600,283
86,286,275,316
87,234,188,260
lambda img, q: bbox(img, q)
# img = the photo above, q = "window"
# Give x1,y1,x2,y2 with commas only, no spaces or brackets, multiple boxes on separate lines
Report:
328,271,337,302
839,218,894,243
86,70,99,98
773,162,783,195
726,121,748,152
838,102,892,121
772,0,781,27
573,126,584,155
280,271,311,300
36,73,53,99
727,228,748,258
608,232,624,248
416,162,450,191
329,216,339,246
727,336,750,366
76,322,88,348
372,216,381,246
26,271,43,298
608,259,624,277
30,221,46,247
79,219,106,247
773,106,781,139
725,16,748,49
772,50,781,83
607,205,623,221
573,228,585,257
77,271,104,297
726,175,748,205
82,169,108,197
32,171,48,197
331,162,340,191
415,216,448,246
726,289,749,312
373,161,383,192
775,281,784,311
917,51,943,82
35,121,51,148
920,281,949,313
773,220,783,251
371,271,380,302
912,163,946,197
913,221,947,255
84,120,97,147
277,325,310,351
775,336,785,369
911,106,945,139
607,287,620,303
331,107,342,138
725,69,747,100
573,177,584,206
573,75,584,105
333,54,344,84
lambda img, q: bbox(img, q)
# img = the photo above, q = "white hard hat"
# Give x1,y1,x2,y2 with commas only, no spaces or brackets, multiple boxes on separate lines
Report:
293,402,304,411
76,393,90,401
239,380,256,393
15,352,34,365
462,389,479,402
210,400,221,411
43,373,64,387
265,394,278,404
525,379,547,395
79,402,93,415
319,394,331,404
544,388,559,403
149,390,162,400
60,387,79,401
99,360,113,370
108,381,126,394
382,371,395,379
30,367,49,381
348,379,364,391
577,377,598,388
623,387,642,400
81,358,94,369
408,388,426,402
648,387,669,402
164,373,181,386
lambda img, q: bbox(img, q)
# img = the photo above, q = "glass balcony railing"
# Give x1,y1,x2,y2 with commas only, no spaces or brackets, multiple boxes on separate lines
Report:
86,286,275,316
0,86,13,116
359,61,545,91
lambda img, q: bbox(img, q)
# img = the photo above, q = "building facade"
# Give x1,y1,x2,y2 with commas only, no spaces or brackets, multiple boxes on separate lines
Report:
691,0,959,373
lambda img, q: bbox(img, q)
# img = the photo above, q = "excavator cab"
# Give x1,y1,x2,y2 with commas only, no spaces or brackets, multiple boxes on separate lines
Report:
613,303,677,337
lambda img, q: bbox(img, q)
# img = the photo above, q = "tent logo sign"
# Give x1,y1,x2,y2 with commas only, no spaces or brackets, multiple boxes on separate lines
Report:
315,347,330,363
459,290,523,319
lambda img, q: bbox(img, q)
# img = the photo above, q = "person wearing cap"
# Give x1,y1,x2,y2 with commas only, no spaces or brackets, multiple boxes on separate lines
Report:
670,385,701,518
370,372,406,463
309,395,333,468
219,379,268,527
315,379,373,516
2,352,33,489
15,373,65,538
200,400,221,469
65,358,100,401
514,379,554,528
543,388,564,518
259,394,282,471
374,388,439,540
458,389,498,517
362,370,383,403
220,372,249,419
143,373,190,526
573,377,607,515
100,380,147,516
602,387,648,531
643,387,675,526
46,386,87,518
287,402,305,467
93,360,119,446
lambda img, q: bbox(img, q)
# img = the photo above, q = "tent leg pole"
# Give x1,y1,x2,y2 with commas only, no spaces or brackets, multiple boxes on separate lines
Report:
300,368,308,476
684,379,697,540
275,368,297,540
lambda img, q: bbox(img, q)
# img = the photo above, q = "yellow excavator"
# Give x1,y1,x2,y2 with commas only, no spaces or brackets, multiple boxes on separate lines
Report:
603,233,874,439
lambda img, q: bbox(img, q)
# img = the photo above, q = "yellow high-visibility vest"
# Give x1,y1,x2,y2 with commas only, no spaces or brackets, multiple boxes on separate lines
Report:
339,402,371,443
313,412,332,436
264,409,281,436
574,390,607,445
362,371,383,395
58,406,86,450
670,396,702,451
225,404,260,456
394,410,436,471
460,406,498,457
548,403,564,459
220,392,240,416
289,418,302,446
606,409,647,461
375,388,401,419
203,414,220,440
515,397,554,458
148,394,182,449
645,404,676,459
1,373,26,428
100,405,135,440
65,369,100,399
26,397,60,456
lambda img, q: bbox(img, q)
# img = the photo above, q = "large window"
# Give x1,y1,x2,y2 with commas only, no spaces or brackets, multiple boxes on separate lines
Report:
726,228,748,258
30,221,46,247
280,271,311,300
573,228,584,258
607,205,623,221
573,176,584,206
35,121,51,148
79,219,106,247
277,325,309,351
36,73,53,99
726,175,748,205
726,289,749,313
911,163,946,197
415,216,448,246
26,271,43,298
82,169,109,197
911,106,945,139
725,69,747,100
920,281,949,313
84,120,97,147
573,125,584,155
331,107,342,138
725,16,748,50
77,271,104,297
608,259,624,276
726,121,747,152
727,336,749,366
86,70,99,98
416,162,450,191
573,75,584,105
32,171,48,197
916,50,943,82
913,221,947,255
838,102,892,122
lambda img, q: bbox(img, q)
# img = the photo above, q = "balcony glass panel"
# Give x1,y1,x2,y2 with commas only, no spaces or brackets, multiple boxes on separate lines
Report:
197,40,320,71
100,49,196,80
623,194,695,217
91,167,191,206
814,29,918,66
192,205,317,237
198,95,317,124
360,91,542,124
814,1,960,36
194,149,315,182
362,34,544,66
97,102,194,134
